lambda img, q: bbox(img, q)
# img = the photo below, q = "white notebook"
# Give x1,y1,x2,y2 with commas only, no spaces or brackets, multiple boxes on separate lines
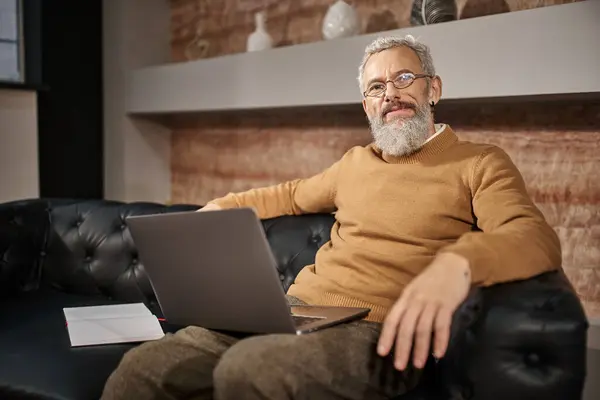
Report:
63,303,165,347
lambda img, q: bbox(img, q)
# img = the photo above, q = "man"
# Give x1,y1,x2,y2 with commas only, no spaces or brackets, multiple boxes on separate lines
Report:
102,35,561,400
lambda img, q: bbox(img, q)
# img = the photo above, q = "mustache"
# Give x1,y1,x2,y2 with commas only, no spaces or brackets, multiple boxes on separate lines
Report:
381,101,417,116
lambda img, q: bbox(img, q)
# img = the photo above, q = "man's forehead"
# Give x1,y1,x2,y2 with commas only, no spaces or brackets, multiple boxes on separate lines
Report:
363,46,422,78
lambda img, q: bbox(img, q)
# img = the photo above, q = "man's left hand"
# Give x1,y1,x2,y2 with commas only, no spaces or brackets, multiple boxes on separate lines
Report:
377,252,471,371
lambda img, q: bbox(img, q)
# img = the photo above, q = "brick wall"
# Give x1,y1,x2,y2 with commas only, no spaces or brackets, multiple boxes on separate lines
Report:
168,0,598,318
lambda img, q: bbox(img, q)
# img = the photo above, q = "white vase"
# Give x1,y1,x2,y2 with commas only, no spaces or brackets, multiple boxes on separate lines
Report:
247,12,273,52
322,0,360,40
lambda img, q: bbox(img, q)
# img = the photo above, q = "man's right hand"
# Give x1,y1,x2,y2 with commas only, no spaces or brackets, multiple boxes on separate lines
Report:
196,203,222,212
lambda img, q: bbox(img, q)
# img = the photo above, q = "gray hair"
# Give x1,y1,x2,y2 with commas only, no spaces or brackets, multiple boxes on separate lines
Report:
357,34,436,93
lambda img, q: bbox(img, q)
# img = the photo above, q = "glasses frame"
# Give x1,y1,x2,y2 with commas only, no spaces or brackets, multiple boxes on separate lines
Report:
363,72,433,98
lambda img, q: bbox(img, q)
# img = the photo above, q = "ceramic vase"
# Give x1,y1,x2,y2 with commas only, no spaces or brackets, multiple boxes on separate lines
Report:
322,0,360,40
247,11,273,52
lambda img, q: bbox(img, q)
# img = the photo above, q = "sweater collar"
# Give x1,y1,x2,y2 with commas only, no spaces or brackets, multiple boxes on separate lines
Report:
372,124,458,164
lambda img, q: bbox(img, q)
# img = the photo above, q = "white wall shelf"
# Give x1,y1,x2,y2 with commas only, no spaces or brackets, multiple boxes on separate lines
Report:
127,1,600,115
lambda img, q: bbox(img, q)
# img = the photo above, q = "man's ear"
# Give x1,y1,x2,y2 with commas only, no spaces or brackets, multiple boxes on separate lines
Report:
362,98,368,114
429,75,443,106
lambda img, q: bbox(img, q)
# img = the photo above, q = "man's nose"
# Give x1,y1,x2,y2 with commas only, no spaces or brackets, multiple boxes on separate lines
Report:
384,82,401,102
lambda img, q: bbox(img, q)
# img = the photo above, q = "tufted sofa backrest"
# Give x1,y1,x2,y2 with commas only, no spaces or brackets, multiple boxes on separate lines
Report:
41,200,199,302
262,213,335,291
36,199,336,305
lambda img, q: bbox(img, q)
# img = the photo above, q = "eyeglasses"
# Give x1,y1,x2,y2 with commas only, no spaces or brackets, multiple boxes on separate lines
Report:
363,72,433,98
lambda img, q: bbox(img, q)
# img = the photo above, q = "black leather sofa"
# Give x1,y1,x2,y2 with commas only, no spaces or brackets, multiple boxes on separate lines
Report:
0,198,589,400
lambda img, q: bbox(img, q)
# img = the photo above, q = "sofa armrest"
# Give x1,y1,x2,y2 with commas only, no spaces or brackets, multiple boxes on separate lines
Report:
0,199,51,297
396,288,484,400
436,270,588,400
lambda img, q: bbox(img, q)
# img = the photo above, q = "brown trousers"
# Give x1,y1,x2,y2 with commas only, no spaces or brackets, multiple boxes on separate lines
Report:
101,297,421,400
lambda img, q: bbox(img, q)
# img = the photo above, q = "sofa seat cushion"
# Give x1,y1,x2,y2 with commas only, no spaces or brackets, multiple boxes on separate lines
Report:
0,289,142,400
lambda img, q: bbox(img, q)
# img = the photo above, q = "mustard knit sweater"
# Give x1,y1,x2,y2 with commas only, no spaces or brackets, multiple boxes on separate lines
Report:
210,125,561,323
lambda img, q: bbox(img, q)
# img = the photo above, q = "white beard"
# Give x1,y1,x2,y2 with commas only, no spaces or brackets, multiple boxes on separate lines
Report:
368,102,433,157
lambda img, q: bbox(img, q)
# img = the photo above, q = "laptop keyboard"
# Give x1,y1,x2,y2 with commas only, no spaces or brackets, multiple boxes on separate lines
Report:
292,315,324,328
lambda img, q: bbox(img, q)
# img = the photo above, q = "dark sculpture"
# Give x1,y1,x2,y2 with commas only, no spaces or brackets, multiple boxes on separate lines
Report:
410,0,458,25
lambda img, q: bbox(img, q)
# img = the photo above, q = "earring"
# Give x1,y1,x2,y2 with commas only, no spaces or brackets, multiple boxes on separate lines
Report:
430,101,435,107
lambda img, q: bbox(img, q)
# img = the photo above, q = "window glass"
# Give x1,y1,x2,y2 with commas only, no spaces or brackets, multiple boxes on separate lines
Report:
0,0,21,82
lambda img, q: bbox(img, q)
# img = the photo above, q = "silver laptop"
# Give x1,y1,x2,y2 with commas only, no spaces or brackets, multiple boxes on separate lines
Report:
125,208,370,335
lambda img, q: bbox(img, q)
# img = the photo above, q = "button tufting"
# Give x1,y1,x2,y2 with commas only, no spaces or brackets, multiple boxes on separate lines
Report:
84,256,92,262
311,236,321,244
132,258,138,264
279,274,285,281
120,224,126,230
525,353,541,366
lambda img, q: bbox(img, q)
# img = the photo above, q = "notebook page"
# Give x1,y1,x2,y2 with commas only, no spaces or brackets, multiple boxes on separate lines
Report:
63,303,152,321
66,315,165,347
63,303,164,347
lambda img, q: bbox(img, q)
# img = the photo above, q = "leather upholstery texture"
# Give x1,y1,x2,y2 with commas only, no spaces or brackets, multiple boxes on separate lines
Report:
0,199,589,400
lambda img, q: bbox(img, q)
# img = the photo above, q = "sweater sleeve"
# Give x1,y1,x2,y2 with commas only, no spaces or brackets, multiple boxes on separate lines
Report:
206,155,345,220
440,146,562,286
